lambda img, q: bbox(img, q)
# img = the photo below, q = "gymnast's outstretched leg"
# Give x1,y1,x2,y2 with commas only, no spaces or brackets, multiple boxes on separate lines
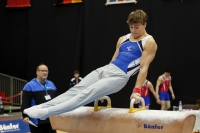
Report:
25,66,107,111
24,64,129,119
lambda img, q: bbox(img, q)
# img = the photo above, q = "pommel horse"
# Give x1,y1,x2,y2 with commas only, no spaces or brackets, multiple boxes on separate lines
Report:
50,96,196,133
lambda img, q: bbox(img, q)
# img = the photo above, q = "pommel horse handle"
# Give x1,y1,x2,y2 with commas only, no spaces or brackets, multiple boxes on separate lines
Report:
94,96,111,111
129,97,145,113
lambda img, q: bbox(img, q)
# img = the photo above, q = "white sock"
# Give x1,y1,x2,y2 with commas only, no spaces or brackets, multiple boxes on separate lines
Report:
25,108,48,119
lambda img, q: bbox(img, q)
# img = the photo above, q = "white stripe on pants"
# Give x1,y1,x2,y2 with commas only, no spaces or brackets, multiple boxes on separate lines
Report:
41,63,129,120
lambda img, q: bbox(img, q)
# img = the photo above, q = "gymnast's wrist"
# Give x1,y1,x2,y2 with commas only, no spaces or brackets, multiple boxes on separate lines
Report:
132,87,141,96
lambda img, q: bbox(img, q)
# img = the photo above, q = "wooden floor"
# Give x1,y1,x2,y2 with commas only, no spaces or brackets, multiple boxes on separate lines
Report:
27,131,67,133
26,131,67,133
26,130,67,133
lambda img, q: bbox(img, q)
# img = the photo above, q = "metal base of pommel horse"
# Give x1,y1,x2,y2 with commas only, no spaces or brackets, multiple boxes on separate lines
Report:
50,96,196,133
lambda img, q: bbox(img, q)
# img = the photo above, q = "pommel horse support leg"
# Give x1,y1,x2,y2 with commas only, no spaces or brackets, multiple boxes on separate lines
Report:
50,96,196,133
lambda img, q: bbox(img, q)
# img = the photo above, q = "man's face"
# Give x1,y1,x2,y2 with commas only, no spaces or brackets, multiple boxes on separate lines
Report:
36,65,48,80
129,22,146,39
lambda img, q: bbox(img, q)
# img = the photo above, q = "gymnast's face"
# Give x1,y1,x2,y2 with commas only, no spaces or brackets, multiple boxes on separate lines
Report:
74,73,80,78
129,22,146,39
165,72,171,77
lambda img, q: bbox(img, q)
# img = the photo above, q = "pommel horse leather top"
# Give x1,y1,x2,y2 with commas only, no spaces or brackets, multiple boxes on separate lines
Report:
50,96,196,133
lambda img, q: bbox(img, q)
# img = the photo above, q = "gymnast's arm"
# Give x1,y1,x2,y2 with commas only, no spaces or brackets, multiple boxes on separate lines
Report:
98,36,124,103
169,77,175,100
96,36,124,103
110,36,124,63
148,80,161,104
155,76,162,104
130,38,157,103
148,81,159,100
156,76,162,96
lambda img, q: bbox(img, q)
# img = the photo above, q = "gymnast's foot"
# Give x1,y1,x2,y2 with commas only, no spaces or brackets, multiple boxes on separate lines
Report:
24,108,48,119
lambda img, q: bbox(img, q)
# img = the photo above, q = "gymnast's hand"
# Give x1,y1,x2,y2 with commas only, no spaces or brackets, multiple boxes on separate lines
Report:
100,99,104,103
156,99,161,104
23,117,30,124
130,93,141,104
156,95,161,104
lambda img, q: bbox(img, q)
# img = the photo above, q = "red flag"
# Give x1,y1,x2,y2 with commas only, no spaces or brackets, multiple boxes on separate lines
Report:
55,0,82,5
6,0,31,8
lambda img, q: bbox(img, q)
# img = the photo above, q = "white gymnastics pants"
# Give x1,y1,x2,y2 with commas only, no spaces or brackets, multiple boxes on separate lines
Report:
41,63,129,119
